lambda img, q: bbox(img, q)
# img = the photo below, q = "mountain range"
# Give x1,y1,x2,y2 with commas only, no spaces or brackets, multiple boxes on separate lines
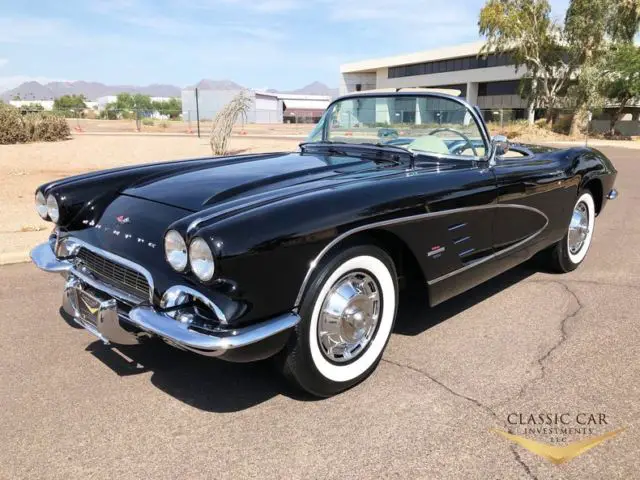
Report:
1,79,339,102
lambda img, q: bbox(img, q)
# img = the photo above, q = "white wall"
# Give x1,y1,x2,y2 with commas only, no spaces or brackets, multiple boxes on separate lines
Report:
10,100,54,111
339,72,377,95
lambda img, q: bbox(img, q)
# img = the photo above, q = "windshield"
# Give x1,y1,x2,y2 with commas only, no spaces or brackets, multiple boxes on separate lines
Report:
307,94,487,158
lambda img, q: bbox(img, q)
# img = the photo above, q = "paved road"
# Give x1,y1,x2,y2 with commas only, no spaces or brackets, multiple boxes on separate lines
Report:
1,147,638,479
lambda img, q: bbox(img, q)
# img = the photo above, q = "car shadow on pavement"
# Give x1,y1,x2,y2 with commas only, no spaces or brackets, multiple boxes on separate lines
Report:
394,262,538,336
83,260,539,413
85,338,305,412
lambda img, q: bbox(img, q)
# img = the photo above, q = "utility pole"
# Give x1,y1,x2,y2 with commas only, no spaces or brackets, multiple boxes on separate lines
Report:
195,88,200,138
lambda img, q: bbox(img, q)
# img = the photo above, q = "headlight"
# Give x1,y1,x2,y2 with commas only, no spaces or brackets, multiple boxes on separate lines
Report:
189,237,215,281
46,194,59,223
164,230,188,272
35,191,48,220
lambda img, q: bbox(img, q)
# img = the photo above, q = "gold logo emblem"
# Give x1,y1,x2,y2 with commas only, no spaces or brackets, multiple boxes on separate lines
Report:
81,298,100,315
492,428,625,464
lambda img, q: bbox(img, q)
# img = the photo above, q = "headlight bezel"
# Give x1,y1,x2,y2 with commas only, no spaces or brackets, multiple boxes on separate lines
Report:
46,194,60,223
35,191,48,220
189,237,215,282
164,230,189,272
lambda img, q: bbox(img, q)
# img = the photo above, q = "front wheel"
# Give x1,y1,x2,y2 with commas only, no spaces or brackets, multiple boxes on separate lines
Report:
546,190,596,272
281,245,398,397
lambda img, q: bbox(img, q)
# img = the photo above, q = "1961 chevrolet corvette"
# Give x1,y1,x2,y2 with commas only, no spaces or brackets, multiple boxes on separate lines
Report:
32,90,618,397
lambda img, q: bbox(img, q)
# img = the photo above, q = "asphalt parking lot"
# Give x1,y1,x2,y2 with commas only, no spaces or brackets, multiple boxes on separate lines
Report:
1,146,638,480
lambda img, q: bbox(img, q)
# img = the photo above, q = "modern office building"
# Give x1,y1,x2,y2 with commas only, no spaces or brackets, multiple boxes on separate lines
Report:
340,41,527,117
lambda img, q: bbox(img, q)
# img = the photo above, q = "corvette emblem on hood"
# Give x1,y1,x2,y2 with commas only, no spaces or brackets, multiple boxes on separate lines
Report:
116,215,130,224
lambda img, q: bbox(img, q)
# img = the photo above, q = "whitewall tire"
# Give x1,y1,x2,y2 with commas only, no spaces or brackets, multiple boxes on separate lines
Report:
280,244,398,397
547,190,596,272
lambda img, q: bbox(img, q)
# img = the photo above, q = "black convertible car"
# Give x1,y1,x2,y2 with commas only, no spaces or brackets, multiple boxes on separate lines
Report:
32,90,618,397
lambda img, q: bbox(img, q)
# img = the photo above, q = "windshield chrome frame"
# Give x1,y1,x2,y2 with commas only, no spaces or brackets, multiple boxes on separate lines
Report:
316,91,491,163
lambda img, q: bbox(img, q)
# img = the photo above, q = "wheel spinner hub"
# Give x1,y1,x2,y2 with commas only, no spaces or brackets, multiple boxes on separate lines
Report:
318,271,381,363
568,201,590,254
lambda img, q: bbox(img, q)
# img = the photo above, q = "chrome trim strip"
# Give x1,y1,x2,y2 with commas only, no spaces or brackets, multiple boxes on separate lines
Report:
428,214,549,285
128,307,299,355
162,285,228,324
293,203,549,307
458,247,476,257
453,236,471,245
448,222,467,231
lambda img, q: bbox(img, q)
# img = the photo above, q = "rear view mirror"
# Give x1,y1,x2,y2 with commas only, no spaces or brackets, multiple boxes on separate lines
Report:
492,135,510,156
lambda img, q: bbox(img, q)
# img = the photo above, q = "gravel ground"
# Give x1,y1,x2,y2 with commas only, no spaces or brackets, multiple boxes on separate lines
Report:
0,146,637,479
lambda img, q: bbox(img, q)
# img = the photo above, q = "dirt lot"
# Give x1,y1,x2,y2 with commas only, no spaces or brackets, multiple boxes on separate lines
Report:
0,134,302,263
0,145,637,479
72,118,315,137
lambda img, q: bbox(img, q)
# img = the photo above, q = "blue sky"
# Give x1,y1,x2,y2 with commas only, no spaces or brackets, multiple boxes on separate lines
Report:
0,0,570,92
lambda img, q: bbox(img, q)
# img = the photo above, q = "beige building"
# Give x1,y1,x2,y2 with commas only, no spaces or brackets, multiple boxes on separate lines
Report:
340,41,528,118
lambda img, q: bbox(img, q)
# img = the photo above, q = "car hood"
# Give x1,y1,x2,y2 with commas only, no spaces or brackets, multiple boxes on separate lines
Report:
122,152,395,211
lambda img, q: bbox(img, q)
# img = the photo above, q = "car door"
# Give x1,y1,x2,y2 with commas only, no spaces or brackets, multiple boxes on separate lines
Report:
492,148,575,263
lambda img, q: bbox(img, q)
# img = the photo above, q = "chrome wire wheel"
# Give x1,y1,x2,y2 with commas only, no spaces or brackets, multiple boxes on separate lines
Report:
317,271,381,363
568,201,590,255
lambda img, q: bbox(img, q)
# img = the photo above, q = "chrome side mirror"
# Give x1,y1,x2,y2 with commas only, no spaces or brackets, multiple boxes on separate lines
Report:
492,135,510,156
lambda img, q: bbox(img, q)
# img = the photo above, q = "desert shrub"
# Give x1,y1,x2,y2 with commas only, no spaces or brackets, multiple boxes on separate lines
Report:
552,114,573,135
0,104,29,144
0,105,69,144
142,118,155,126
25,113,71,142
159,120,170,128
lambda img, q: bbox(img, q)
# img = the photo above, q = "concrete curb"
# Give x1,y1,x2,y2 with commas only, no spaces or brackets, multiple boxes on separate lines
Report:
0,251,31,266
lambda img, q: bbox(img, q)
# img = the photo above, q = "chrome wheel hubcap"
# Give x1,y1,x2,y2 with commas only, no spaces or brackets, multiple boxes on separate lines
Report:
568,201,590,254
318,271,381,363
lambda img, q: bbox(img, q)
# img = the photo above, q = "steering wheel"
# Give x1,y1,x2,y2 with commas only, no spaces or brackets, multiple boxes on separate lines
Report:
428,127,478,157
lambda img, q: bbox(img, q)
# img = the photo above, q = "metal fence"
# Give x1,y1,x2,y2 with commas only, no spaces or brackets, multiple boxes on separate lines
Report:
13,105,640,139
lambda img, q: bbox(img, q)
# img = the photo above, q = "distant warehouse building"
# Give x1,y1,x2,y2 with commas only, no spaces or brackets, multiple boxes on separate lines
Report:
340,41,527,119
181,88,330,124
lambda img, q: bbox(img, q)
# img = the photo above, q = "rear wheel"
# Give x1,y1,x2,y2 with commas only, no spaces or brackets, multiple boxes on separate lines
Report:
547,190,595,272
281,245,398,397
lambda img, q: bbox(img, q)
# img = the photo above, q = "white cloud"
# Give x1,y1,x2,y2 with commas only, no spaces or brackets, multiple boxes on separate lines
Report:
0,59,7,68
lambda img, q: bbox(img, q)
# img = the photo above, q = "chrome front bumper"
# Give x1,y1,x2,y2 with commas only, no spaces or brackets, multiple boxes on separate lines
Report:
31,241,300,357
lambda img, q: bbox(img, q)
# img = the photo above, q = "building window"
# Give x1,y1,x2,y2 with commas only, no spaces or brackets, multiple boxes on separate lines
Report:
387,53,516,79
477,80,520,96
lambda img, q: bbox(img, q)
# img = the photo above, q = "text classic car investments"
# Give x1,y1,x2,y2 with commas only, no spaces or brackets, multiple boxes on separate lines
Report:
31,90,618,397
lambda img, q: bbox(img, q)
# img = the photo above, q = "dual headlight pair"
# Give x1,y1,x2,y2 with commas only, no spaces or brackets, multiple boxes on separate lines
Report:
35,191,60,223
164,230,215,282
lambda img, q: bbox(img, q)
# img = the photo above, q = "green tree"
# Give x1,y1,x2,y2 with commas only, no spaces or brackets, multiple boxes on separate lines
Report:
565,0,640,135
479,0,573,126
54,94,87,110
600,44,640,135
19,103,45,114
112,93,153,130
152,97,182,119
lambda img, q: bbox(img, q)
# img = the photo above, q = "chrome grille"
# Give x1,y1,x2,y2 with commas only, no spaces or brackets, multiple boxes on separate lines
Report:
76,248,150,301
